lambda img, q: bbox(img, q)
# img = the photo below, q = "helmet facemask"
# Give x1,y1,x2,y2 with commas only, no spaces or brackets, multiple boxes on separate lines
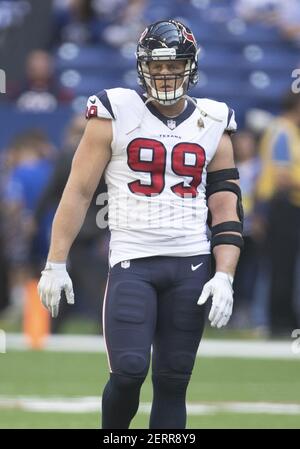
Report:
136,38,198,105
137,52,196,105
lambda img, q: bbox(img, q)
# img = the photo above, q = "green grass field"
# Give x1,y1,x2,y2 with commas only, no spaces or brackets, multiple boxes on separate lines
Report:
1,351,300,429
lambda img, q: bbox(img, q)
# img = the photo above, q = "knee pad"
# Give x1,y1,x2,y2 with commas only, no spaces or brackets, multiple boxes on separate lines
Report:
116,352,149,376
152,374,190,396
167,351,196,376
110,373,145,392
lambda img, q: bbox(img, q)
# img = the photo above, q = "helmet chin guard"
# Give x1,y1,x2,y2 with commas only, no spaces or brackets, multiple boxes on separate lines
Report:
136,20,199,105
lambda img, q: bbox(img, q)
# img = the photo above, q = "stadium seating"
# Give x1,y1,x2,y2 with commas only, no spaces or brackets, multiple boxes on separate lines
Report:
2,0,299,142
53,0,299,124
0,105,73,149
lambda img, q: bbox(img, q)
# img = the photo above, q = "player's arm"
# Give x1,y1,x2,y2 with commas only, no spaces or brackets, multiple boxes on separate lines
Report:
206,132,243,277
47,117,111,261
38,117,112,317
198,133,243,328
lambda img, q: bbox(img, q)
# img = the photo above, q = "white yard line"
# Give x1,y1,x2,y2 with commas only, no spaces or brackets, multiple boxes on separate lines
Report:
5,333,300,360
0,396,300,415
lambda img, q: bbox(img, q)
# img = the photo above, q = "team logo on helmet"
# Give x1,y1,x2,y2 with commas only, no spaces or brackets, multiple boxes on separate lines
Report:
182,27,196,46
139,27,148,43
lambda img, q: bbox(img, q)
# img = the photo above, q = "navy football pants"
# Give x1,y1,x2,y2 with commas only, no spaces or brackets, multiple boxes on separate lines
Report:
102,255,210,429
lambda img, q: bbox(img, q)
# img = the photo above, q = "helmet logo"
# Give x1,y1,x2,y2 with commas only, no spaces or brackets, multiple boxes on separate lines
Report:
139,27,148,43
182,27,196,46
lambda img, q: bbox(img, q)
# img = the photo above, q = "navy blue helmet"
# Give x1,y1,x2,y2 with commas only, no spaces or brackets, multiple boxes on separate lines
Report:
136,19,199,104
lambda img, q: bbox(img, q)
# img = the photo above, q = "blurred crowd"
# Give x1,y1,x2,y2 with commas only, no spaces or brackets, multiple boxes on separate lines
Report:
235,0,300,45
0,0,300,337
3,0,147,111
0,113,109,333
2,0,300,112
231,90,300,337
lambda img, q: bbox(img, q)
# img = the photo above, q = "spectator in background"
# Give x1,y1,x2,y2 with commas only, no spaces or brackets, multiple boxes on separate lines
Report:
4,130,55,270
243,108,274,336
52,0,147,48
231,130,261,329
234,0,279,24
0,153,9,313
1,130,55,320
0,181,28,321
0,217,9,313
13,50,73,111
52,0,103,46
0,148,28,320
235,0,300,46
275,0,300,46
99,0,147,48
92,0,146,26
256,91,300,337
34,115,109,333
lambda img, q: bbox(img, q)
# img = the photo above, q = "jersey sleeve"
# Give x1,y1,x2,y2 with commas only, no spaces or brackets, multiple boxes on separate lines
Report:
225,106,237,134
86,90,116,120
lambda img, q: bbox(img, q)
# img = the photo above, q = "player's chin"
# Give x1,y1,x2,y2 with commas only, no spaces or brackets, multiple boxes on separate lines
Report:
157,86,173,92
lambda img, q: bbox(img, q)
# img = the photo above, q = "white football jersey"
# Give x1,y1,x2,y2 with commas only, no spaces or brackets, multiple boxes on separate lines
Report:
86,88,237,267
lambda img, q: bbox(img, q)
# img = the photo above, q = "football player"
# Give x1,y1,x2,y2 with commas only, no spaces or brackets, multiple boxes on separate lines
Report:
38,20,243,429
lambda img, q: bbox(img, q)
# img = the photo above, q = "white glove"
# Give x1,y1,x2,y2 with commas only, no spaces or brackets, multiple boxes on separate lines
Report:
37,262,74,318
197,272,234,328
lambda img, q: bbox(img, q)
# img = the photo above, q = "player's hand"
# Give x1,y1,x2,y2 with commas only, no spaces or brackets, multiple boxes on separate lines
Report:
37,262,74,318
197,272,233,328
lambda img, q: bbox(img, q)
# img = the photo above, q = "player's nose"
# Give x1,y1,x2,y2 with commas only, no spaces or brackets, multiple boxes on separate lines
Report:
159,64,173,75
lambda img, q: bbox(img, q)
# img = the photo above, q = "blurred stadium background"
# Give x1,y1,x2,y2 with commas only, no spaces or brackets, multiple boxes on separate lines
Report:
0,0,300,429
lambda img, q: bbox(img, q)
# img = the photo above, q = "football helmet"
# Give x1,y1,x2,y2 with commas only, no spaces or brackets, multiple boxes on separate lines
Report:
136,19,198,105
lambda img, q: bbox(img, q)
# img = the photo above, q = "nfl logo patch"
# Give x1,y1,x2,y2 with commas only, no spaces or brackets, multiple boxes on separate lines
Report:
121,260,130,269
167,119,176,130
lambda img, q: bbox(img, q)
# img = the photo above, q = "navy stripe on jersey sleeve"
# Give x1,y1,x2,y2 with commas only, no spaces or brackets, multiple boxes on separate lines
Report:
96,90,115,119
227,107,233,128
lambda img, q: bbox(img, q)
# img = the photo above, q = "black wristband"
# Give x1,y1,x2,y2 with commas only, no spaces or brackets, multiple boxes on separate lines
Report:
211,221,243,237
211,233,244,250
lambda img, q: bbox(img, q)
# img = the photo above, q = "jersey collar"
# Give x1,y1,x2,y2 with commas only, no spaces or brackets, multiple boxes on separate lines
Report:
137,91,196,130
